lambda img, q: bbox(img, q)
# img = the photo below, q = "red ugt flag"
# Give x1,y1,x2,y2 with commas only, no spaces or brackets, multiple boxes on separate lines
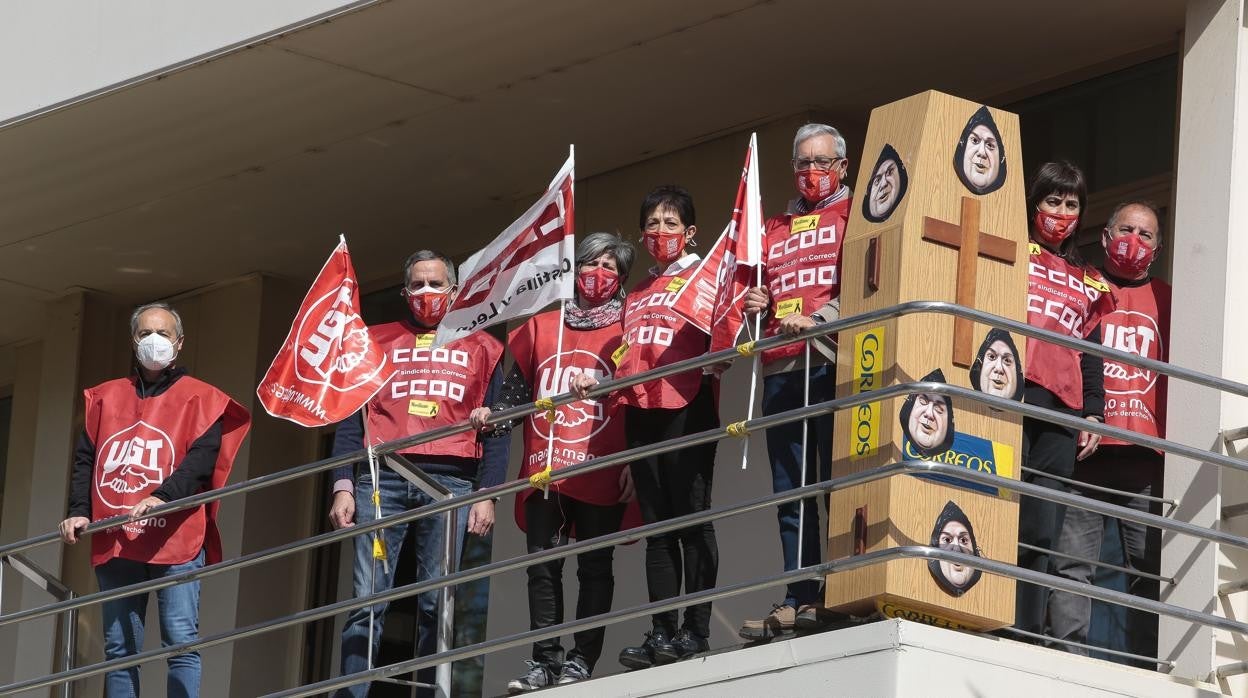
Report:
669,133,764,352
257,237,394,427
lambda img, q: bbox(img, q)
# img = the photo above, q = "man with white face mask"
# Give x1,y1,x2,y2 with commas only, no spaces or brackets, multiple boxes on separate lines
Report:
327,249,508,698
1049,201,1170,664
59,302,251,697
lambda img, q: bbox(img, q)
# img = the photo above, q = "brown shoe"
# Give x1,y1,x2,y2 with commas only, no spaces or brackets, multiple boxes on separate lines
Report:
738,604,796,641
795,604,840,632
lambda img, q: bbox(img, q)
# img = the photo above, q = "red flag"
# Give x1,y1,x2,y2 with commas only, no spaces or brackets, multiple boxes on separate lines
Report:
257,237,394,427
670,133,764,352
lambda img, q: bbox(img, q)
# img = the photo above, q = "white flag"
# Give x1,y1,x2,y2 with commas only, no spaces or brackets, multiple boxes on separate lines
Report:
434,153,576,347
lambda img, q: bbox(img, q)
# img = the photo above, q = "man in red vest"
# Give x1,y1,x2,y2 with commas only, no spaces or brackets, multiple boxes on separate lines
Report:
738,123,850,640
327,250,508,698
1048,201,1170,663
59,302,251,698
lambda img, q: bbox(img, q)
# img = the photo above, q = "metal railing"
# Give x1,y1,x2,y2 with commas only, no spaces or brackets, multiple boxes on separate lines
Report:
2,299,1247,695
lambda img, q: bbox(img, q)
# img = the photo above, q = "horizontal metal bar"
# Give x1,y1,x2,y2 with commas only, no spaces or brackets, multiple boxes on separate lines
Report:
2,554,71,601
1222,502,1248,520
1218,578,1248,596
7,455,1243,693
1019,466,1176,508
1017,543,1174,584
1216,661,1248,679
992,627,1174,669
8,378,1239,629
3,299,1240,560
271,544,1239,698
1221,426,1248,443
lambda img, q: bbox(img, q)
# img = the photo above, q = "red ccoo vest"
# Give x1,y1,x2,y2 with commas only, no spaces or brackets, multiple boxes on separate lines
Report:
760,196,849,365
1025,243,1116,410
365,321,503,459
86,375,250,567
615,261,711,410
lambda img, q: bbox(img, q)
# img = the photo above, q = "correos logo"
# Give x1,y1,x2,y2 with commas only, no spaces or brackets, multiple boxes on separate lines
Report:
95,421,177,510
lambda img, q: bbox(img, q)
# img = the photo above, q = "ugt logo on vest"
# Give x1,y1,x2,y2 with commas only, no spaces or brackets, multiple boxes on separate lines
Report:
295,279,386,390
533,350,612,443
95,420,176,510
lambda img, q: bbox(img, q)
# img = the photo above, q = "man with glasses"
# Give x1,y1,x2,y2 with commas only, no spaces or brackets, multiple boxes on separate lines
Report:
59,302,251,697
327,250,508,697
739,123,851,641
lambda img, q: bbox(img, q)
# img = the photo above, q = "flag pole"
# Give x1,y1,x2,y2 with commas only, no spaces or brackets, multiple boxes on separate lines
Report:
542,300,568,500
797,338,811,568
741,133,763,470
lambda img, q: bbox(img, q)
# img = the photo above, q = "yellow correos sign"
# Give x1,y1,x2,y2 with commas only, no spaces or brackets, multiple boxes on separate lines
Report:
851,326,885,460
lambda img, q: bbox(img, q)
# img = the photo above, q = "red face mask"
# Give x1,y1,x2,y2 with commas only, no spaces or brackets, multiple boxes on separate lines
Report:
795,169,840,203
407,287,451,327
643,232,685,265
1033,210,1080,246
1104,233,1156,279
576,267,619,305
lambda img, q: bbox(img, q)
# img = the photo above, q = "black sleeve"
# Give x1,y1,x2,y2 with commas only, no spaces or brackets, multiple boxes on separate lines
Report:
67,430,96,518
487,364,533,435
1080,325,1106,420
328,411,365,486
476,361,510,489
150,419,223,503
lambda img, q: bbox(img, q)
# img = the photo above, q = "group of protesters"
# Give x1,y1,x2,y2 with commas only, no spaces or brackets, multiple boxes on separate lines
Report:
57,120,1170,697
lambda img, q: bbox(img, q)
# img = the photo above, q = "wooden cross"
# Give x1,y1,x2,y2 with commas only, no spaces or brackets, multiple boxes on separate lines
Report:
922,196,1017,367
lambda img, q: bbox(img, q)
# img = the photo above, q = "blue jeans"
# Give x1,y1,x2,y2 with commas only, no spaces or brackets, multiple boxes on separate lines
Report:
95,547,206,698
338,467,472,698
762,365,834,608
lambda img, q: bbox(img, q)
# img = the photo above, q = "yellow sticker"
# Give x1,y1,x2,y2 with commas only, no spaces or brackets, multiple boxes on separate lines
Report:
611,342,629,366
790,214,819,234
1084,274,1110,293
775,297,803,319
665,277,687,293
414,333,434,348
877,600,968,630
408,400,439,417
1028,242,1042,255
850,326,886,461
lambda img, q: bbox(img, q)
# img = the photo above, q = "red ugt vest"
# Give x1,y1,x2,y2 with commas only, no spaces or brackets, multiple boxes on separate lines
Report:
1025,243,1116,410
761,195,849,365
616,262,711,410
1099,277,1171,447
509,310,637,531
86,376,250,567
365,321,503,459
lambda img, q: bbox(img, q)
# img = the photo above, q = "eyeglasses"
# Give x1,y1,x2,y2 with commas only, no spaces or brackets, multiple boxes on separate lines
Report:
792,156,843,172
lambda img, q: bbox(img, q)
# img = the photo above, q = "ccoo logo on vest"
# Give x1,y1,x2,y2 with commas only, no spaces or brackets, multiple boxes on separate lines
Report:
532,350,612,443
294,279,387,391
95,420,177,510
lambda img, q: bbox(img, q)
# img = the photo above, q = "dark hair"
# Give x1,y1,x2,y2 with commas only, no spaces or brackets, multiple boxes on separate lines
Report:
1107,199,1164,241
638,185,696,229
403,250,457,287
1026,161,1088,265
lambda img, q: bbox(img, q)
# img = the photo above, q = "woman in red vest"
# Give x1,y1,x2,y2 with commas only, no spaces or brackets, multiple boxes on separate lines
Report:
572,185,720,670
1016,161,1115,638
471,233,639,692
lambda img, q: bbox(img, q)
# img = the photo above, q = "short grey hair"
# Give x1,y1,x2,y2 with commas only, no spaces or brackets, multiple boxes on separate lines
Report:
575,233,636,300
1107,200,1164,239
130,302,183,338
793,123,846,159
403,250,457,287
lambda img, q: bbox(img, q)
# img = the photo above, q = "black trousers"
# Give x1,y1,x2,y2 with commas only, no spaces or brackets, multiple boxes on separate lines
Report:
1015,410,1077,635
525,492,626,672
625,378,719,639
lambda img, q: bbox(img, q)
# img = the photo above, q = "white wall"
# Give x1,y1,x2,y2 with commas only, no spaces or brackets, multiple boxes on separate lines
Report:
0,0,376,124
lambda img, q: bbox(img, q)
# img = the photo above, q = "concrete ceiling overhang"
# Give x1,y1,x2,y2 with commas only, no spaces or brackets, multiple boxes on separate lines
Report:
0,0,1183,347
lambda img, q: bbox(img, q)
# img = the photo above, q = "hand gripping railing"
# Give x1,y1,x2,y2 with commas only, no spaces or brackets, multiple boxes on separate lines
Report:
4,300,1248,692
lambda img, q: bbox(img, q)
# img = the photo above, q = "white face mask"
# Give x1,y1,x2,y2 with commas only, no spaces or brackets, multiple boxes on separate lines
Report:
136,334,178,371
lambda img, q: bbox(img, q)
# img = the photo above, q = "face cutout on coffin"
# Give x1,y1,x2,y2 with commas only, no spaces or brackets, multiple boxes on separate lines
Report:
899,368,956,457
863,143,909,223
928,500,984,597
953,106,1007,195
969,328,1023,402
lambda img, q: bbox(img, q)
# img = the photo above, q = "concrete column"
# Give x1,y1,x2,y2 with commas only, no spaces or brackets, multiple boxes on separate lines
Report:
1164,0,1248,687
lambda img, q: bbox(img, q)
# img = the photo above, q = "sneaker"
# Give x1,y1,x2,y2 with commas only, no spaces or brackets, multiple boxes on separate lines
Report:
556,657,591,685
619,629,671,671
653,628,709,664
794,604,840,632
738,604,796,641
507,661,554,694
